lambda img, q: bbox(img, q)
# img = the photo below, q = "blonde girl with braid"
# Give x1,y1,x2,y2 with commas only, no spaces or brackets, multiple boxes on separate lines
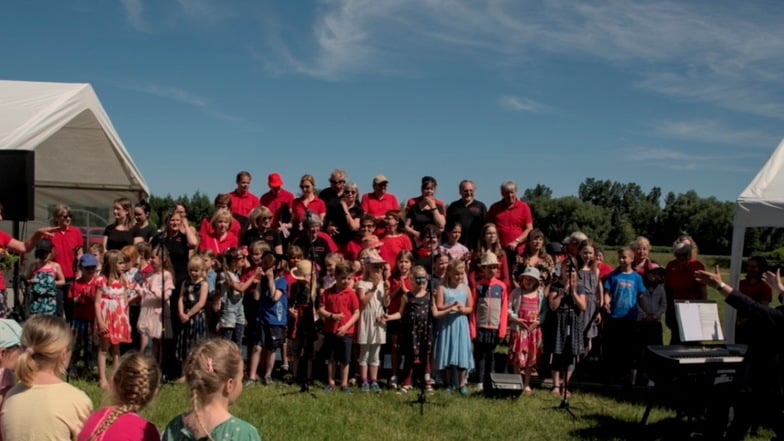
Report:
77,352,160,441
1,315,92,440
162,338,260,441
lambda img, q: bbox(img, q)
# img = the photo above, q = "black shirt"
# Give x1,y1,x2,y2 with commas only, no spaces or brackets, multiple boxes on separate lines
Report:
103,224,134,251
446,199,487,250
323,199,363,245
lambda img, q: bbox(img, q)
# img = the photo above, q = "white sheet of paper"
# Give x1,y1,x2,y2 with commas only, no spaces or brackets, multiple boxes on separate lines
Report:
676,301,724,342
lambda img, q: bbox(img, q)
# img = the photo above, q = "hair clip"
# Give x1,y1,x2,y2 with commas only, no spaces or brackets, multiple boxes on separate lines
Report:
206,357,214,373
24,347,34,355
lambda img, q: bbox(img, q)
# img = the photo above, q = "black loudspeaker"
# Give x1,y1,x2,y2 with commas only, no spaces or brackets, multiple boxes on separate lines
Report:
0,151,35,221
486,373,524,398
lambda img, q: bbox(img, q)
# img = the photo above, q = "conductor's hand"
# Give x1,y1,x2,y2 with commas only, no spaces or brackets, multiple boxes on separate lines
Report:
694,266,726,295
763,268,784,294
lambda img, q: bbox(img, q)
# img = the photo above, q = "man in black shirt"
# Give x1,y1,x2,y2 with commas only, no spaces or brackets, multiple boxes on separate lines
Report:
446,180,487,250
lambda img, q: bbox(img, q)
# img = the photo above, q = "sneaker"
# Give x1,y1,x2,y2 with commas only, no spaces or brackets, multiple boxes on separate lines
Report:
243,378,258,387
444,386,454,394
388,376,398,389
324,384,335,393
370,382,381,393
300,383,311,393
263,376,274,386
341,385,352,394
360,382,370,393
425,381,434,393
458,386,469,396
397,385,411,395
280,364,289,372
475,383,483,392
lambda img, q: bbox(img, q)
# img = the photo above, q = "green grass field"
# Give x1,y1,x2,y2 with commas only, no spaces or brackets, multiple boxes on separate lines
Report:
74,377,773,441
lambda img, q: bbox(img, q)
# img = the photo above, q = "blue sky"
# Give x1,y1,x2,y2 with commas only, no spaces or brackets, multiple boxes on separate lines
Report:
2,1,783,205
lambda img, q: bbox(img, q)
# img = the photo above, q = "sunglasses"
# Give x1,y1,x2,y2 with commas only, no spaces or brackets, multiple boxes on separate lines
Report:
415,276,428,284
61,213,73,219
344,191,357,195
361,224,375,229
330,179,346,184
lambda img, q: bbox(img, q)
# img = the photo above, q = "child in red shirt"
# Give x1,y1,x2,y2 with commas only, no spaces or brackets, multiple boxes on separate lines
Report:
68,253,99,378
318,261,360,392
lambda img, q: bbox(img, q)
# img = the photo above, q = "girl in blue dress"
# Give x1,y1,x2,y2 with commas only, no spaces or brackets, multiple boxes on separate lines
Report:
433,259,474,395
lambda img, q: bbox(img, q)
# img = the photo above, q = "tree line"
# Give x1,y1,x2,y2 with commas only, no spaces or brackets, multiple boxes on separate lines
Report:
146,178,783,257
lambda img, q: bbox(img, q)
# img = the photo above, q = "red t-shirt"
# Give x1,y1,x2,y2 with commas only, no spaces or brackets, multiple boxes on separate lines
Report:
291,197,327,225
340,240,363,262
319,285,360,335
228,189,259,218
380,234,413,268
387,277,412,315
360,192,400,235
486,199,533,248
197,232,239,254
259,188,295,228
69,276,97,321
738,278,772,305
0,230,12,290
50,226,83,279
77,406,159,441
664,258,706,302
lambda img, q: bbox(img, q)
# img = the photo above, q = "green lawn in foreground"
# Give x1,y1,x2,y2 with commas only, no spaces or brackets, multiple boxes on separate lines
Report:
74,379,773,441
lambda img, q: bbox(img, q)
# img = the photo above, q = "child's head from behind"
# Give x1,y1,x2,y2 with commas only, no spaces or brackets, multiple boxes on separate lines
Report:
184,339,244,407
16,315,72,386
0,319,23,370
110,352,160,410
150,245,173,273
135,241,152,262
34,239,54,261
188,255,206,281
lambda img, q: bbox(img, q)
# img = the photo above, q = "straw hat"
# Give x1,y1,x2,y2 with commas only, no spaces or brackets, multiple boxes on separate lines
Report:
479,252,499,267
291,260,314,281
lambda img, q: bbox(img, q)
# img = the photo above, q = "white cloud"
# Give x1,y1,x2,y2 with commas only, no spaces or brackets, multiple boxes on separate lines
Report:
260,0,784,118
120,0,148,33
498,96,543,112
121,82,243,122
651,120,776,148
623,146,760,173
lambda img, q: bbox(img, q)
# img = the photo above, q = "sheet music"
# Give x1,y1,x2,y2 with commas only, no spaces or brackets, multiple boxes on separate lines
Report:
675,301,724,342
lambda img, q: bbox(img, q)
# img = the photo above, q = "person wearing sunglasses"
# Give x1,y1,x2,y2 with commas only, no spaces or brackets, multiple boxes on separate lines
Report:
319,168,348,206
49,205,83,319
663,235,707,344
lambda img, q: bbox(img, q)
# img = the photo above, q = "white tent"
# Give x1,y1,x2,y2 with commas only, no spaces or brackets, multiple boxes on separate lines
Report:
728,137,784,342
0,80,149,232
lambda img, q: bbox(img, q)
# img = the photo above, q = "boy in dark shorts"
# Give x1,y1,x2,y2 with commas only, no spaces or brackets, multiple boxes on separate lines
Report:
318,261,360,393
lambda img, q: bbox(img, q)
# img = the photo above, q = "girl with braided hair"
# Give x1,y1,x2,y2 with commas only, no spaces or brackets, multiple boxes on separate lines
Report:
77,352,160,440
162,338,260,441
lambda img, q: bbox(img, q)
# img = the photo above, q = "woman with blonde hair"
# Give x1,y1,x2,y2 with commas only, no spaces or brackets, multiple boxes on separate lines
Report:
1,315,92,440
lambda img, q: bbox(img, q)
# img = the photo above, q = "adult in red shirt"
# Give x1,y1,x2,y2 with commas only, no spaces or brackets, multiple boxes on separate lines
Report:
663,236,707,344
49,205,83,281
197,208,239,254
291,174,327,236
198,194,243,240
486,180,533,271
360,174,400,236
259,172,295,231
227,171,258,220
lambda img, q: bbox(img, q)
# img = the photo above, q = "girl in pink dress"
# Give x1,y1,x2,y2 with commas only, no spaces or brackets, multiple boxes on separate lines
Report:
94,249,132,389
508,266,545,394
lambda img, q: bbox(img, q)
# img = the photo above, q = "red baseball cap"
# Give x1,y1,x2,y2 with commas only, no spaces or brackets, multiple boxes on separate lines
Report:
268,173,284,188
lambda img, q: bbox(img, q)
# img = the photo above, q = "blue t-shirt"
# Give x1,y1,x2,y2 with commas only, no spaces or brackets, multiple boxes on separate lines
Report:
604,269,645,320
258,275,288,326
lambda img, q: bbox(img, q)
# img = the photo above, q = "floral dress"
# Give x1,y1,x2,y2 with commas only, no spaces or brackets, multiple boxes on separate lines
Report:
96,276,132,345
176,280,207,362
28,267,58,316
508,290,543,369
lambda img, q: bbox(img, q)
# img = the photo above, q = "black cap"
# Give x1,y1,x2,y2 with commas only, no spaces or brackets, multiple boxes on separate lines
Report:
546,242,564,255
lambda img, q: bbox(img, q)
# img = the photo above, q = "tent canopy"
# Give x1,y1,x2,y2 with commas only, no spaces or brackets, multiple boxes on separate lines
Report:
0,80,149,230
728,137,784,341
